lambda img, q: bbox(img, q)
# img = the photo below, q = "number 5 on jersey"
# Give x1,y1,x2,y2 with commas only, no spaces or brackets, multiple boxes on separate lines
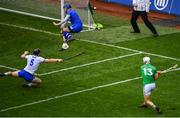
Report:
30,59,35,66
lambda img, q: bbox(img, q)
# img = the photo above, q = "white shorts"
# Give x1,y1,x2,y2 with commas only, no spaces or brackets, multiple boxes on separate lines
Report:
143,83,156,96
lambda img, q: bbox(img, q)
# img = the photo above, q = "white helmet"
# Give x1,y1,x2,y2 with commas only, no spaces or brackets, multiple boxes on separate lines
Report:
143,57,150,64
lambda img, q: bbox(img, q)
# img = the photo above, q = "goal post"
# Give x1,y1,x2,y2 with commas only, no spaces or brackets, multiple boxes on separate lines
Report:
0,0,96,30
62,0,96,30
61,0,65,21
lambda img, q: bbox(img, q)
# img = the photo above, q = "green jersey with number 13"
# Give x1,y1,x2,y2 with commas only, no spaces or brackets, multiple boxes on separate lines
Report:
141,64,157,85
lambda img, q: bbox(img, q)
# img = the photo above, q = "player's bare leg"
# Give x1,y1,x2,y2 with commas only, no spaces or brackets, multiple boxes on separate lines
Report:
62,27,71,42
62,27,74,43
60,27,74,51
32,77,42,86
139,101,148,108
144,95,162,114
0,71,19,77
24,77,42,87
63,27,71,32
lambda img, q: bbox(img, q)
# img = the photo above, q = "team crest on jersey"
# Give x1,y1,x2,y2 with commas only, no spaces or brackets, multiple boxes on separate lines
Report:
154,0,169,10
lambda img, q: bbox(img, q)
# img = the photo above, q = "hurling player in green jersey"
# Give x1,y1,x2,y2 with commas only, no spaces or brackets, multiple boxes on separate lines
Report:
140,57,162,114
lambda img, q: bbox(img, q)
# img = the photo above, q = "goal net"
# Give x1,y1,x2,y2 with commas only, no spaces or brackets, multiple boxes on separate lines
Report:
0,0,95,30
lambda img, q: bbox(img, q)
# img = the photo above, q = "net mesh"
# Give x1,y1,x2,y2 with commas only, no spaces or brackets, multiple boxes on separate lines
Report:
64,0,95,29
0,0,95,29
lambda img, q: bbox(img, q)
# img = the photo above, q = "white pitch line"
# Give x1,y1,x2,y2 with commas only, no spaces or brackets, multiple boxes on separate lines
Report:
0,7,60,21
0,65,18,71
39,52,142,76
0,22,91,35
0,78,140,113
0,68,179,113
0,7,95,29
0,22,59,36
0,22,179,62
0,53,142,76
79,39,180,62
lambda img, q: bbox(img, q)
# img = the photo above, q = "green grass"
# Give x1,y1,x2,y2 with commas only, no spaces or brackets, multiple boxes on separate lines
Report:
0,10,180,117
0,0,60,18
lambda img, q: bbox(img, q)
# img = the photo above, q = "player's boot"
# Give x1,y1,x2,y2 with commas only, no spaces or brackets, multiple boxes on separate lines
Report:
0,73,5,77
68,38,76,42
67,38,76,42
153,33,158,37
59,45,68,51
139,103,148,108
59,48,65,51
155,106,162,114
59,47,68,51
22,83,30,88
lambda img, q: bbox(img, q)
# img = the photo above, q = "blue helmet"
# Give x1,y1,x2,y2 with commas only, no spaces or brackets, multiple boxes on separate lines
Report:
63,4,71,9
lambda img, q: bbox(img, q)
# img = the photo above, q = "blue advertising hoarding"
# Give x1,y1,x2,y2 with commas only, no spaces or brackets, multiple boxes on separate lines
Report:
102,0,180,16
169,0,180,15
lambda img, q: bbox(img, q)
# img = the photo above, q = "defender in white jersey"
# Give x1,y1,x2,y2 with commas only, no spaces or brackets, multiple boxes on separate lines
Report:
0,49,63,87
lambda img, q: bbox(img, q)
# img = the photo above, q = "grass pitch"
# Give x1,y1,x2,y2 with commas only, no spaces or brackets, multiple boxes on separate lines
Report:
0,10,180,117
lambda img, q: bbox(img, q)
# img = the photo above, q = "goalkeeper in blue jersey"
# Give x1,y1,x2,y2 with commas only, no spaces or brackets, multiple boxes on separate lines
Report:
53,4,83,51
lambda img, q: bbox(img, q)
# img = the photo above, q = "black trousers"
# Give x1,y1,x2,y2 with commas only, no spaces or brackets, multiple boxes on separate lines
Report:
131,11,157,34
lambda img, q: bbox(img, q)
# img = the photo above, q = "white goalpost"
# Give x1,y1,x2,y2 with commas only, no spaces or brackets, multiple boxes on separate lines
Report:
61,0,65,21
62,0,96,30
0,0,96,30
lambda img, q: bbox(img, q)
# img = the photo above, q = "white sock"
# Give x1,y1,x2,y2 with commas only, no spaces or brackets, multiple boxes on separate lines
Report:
27,83,33,87
63,37,66,42
147,101,156,109
5,72,11,75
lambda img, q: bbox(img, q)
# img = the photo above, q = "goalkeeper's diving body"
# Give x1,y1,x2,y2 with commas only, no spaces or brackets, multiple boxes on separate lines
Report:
53,4,83,50
140,57,162,114
0,49,63,87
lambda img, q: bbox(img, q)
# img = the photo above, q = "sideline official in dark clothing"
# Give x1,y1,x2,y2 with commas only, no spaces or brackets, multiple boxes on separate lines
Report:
131,0,158,37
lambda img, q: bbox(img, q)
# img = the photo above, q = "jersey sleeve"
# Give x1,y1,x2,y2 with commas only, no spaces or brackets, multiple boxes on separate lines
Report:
25,55,30,59
39,57,45,63
61,14,70,25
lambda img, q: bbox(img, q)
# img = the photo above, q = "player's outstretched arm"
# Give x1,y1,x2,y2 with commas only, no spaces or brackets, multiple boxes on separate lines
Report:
44,59,64,63
53,15,70,26
21,51,29,59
